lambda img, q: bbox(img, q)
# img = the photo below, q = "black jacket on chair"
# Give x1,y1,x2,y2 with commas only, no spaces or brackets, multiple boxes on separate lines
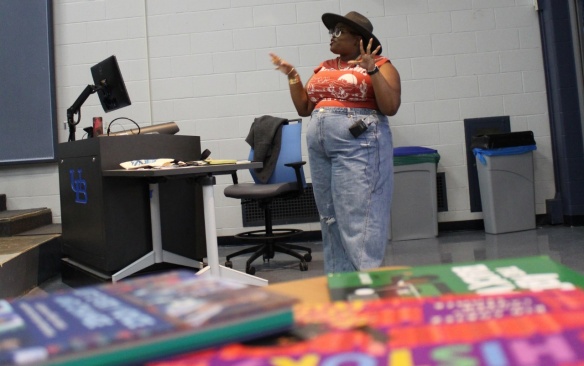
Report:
245,115,287,183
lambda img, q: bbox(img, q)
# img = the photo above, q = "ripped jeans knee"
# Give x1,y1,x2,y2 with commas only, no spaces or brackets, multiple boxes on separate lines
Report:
320,215,336,225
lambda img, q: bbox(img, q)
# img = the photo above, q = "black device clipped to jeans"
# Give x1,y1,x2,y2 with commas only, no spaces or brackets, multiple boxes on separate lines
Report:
349,118,368,138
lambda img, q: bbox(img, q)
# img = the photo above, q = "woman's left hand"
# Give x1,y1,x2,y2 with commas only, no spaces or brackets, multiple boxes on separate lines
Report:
350,38,401,116
349,38,380,73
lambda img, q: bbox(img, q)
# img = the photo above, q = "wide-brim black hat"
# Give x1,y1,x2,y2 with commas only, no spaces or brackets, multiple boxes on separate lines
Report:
322,11,382,54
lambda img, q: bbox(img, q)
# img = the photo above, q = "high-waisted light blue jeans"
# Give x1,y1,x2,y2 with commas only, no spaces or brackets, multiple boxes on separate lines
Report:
307,107,393,273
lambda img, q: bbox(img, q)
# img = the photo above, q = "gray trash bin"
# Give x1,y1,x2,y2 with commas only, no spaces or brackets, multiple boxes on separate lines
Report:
472,131,537,234
390,146,440,241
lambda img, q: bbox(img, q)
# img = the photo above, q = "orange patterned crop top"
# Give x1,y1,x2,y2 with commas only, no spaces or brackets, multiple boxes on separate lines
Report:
306,56,389,110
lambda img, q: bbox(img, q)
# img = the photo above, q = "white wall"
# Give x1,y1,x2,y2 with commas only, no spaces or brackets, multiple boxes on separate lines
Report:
0,0,554,237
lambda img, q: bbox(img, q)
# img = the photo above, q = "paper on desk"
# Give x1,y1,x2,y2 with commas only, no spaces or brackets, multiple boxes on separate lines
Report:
120,158,175,170
205,158,238,165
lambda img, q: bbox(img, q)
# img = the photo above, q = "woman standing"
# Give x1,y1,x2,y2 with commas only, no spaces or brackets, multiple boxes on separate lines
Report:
270,11,401,273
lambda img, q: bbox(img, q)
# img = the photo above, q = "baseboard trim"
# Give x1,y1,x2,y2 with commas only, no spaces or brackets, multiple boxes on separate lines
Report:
563,215,584,226
438,219,484,232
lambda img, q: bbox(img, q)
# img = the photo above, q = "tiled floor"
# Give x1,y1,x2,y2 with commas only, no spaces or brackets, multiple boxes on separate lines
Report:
226,224,584,283
32,224,584,296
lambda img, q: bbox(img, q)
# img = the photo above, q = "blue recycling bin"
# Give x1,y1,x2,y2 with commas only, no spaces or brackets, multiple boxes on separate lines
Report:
472,134,537,234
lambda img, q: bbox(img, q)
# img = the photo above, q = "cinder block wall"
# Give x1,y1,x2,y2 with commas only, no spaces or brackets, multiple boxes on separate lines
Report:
0,0,553,237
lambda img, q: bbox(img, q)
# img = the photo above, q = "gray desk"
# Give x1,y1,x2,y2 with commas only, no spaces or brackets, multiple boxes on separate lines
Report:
103,163,268,286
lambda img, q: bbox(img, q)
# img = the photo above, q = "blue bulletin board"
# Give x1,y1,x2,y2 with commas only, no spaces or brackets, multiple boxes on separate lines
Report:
0,0,57,165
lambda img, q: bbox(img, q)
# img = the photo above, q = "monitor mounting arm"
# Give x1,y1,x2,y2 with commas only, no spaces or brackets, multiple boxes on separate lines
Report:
66,84,101,141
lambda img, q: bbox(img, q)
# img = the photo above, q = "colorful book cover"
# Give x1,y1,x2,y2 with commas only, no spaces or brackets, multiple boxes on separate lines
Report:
327,255,584,302
0,270,296,366
147,288,584,366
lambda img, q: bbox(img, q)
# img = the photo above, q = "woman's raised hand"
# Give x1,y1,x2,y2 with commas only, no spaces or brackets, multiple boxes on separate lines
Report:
269,52,295,76
349,38,380,72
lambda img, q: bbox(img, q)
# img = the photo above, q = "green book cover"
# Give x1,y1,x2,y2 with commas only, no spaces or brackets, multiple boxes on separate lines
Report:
327,255,584,302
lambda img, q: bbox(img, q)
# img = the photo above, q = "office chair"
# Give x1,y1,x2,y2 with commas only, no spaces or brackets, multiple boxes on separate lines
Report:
224,117,312,275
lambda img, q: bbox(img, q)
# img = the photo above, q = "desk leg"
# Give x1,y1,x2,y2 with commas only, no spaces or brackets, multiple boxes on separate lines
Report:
195,176,268,287
112,183,203,282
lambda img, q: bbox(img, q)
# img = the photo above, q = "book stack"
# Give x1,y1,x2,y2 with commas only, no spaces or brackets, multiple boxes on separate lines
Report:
0,270,297,366
146,256,584,366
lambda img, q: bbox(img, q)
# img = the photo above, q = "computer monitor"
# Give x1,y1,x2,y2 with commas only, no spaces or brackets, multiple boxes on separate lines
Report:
66,55,131,141
91,55,131,113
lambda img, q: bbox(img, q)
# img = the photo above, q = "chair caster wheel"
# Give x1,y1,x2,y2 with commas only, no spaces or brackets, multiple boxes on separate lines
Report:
246,266,256,275
299,262,308,271
304,253,312,262
225,261,233,268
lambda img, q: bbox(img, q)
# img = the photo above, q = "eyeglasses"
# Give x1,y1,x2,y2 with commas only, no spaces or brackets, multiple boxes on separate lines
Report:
328,27,355,38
